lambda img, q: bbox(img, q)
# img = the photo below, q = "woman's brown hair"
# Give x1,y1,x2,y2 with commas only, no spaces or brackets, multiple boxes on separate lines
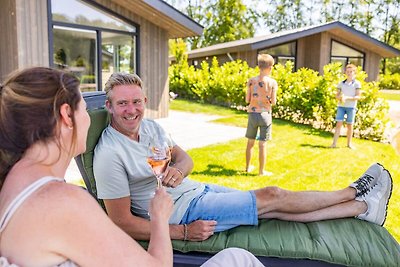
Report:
0,67,81,189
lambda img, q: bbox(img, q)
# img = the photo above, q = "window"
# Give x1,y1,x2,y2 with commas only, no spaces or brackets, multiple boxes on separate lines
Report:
259,42,296,68
50,0,138,92
53,26,97,91
101,32,136,89
331,41,364,71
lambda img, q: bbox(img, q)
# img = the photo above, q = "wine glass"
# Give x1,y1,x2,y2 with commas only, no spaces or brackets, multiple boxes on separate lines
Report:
147,139,171,188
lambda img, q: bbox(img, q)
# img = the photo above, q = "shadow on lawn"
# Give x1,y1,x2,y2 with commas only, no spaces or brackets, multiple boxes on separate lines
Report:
274,118,333,138
300,143,331,149
191,164,250,176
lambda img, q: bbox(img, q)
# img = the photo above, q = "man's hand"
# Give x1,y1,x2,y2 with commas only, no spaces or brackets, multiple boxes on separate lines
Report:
162,166,184,188
186,220,217,241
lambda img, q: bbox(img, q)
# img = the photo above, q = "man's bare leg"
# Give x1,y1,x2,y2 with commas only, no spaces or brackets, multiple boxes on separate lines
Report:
254,186,356,215
255,165,392,225
259,199,366,222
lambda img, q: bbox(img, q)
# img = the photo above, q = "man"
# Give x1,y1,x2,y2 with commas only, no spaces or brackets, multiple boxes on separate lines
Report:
94,72,392,241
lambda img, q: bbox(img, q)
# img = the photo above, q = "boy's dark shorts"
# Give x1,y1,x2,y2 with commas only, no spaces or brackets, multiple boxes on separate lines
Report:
245,112,272,141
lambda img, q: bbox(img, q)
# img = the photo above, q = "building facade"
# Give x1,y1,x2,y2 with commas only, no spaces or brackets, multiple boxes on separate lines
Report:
0,0,202,118
183,22,399,82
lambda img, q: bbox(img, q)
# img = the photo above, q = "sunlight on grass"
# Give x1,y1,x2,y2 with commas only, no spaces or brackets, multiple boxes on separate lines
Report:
378,91,400,101
170,99,243,116
172,99,400,242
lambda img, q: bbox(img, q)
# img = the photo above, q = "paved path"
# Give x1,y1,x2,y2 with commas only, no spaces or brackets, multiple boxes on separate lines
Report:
156,111,245,150
388,100,400,127
65,110,246,183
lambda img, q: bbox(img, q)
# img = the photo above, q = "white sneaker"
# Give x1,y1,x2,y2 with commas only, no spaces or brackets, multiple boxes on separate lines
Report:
356,169,393,226
350,163,384,198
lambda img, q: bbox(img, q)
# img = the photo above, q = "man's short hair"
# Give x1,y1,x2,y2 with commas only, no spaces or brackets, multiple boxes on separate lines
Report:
257,54,275,69
345,64,357,72
104,72,143,101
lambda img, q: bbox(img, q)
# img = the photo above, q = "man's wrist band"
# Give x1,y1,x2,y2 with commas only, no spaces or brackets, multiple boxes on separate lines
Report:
183,224,188,241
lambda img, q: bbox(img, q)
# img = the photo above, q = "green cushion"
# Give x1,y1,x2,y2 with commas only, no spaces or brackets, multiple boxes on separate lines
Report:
78,108,109,206
141,219,399,267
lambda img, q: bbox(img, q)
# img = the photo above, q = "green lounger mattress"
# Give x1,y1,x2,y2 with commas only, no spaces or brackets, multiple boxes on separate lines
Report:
138,218,399,267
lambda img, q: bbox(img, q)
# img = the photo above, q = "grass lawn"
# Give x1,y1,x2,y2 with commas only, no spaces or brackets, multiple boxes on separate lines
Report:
378,90,400,101
171,99,400,243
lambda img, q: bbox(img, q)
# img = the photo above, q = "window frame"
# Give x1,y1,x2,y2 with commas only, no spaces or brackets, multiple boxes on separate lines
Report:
47,0,140,91
258,41,297,70
330,39,365,70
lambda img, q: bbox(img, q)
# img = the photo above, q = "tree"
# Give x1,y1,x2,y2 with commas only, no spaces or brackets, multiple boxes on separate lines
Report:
201,0,258,47
169,38,188,63
263,0,308,32
376,0,400,73
167,0,259,49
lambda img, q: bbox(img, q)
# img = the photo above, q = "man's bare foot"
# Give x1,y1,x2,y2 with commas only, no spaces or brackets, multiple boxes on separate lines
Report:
330,144,337,148
259,171,273,176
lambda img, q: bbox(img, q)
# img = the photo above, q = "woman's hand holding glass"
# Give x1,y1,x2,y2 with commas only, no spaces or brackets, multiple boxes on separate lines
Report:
148,186,173,222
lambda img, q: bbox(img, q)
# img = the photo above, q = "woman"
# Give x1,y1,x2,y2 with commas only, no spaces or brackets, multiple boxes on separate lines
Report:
0,67,173,266
0,67,264,267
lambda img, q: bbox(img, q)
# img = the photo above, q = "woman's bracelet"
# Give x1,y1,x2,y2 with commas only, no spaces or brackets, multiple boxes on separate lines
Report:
183,224,188,241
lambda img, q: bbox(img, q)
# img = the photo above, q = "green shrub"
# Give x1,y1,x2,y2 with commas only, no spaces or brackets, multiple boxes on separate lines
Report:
355,74,390,141
169,57,257,107
81,75,95,84
168,59,390,141
378,73,400,90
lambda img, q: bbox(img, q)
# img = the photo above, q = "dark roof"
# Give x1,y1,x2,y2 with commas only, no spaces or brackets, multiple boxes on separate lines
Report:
110,0,203,38
186,21,399,58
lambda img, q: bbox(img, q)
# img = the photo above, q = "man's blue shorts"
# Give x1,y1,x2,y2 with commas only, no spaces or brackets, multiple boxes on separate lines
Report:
180,184,258,232
335,106,356,124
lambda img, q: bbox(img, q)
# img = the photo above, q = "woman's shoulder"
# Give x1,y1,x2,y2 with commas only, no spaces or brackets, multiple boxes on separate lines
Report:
23,181,106,245
17,181,93,220
1,180,106,267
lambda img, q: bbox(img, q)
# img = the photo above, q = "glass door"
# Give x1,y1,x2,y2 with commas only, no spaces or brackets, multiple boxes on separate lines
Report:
101,31,136,89
53,26,97,92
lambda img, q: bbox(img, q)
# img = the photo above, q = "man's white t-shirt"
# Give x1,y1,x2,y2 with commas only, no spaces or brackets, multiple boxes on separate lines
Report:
93,119,205,224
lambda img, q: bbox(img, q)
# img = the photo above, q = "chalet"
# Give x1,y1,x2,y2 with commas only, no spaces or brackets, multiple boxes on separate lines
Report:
183,21,399,81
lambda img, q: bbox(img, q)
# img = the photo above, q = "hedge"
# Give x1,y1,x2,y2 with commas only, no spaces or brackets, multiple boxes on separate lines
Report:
169,58,391,141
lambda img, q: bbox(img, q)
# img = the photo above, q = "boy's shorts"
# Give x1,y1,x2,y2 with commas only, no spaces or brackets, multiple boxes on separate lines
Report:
335,106,356,124
245,112,272,141
180,184,258,232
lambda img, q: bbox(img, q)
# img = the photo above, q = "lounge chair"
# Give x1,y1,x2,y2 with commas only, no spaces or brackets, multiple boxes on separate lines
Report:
75,91,400,267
